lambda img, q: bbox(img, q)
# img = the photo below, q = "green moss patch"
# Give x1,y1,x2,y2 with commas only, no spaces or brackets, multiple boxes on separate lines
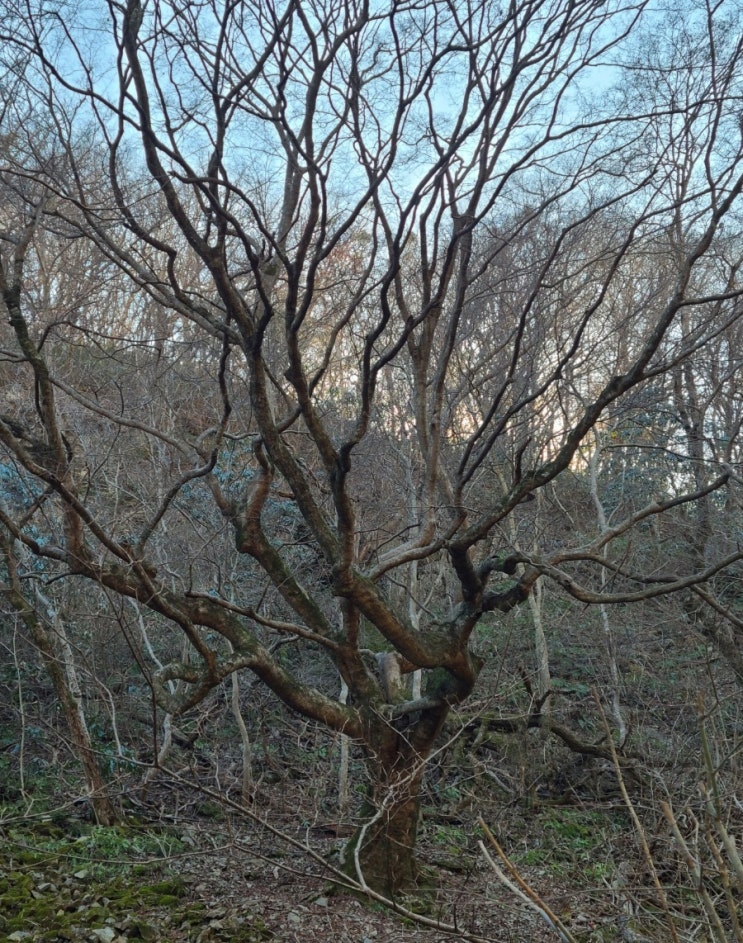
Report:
0,818,269,942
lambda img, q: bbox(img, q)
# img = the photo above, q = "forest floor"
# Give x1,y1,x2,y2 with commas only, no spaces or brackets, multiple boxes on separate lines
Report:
2,604,736,942
0,764,657,943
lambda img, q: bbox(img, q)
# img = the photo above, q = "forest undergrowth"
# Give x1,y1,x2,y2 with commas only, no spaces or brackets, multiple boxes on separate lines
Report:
2,601,741,943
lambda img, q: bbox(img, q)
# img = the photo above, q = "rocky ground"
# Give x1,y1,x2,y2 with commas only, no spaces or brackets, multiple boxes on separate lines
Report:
0,791,627,943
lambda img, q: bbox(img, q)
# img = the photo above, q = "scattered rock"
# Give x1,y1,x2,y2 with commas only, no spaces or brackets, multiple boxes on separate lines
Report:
90,928,117,943
131,920,158,941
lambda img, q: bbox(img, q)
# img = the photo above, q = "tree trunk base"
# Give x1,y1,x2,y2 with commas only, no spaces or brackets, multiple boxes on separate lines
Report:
340,796,423,898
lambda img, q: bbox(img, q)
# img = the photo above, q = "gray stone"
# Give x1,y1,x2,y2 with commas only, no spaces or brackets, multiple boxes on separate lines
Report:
90,928,117,943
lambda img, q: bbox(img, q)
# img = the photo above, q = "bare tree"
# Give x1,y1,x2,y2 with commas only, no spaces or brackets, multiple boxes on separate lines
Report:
2,0,743,895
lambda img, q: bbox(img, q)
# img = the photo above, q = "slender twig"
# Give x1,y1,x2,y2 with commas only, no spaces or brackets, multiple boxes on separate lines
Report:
478,817,579,943
660,802,728,943
593,688,681,943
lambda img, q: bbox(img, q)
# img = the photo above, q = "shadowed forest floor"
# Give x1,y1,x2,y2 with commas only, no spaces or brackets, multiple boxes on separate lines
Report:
0,742,711,943
2,600,740,942
0,786,624,943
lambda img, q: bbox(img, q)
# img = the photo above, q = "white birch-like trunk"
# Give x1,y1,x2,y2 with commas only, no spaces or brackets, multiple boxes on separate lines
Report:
338,677,350,818
129,600,176,779
11,620,28,798
589,440,627,746
498,472,552,715
408,557,423,700
528,577,551,716
403,445,423,700
228,642,254,805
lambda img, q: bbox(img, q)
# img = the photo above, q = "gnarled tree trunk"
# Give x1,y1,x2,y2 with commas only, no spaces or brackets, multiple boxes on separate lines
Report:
343,704,448,897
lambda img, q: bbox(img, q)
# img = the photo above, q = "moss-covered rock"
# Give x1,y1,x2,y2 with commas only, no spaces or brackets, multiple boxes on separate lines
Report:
0,819,270,943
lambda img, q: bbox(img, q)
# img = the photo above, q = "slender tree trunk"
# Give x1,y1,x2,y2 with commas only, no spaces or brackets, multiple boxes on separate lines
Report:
498,472,552,716
12,595,117,824
230,657,253,805
131,600,176,785
2,535,118,823
338,677,350,818
11,620,28,798
589,441,627,745
35,588,119,825
529,574,552,716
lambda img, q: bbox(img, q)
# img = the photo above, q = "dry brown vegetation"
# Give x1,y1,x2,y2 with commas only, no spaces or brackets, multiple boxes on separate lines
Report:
1,0,743,937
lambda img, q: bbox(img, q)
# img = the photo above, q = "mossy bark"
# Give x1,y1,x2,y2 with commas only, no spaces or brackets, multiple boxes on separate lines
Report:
4,580,119,825
342,703,448,898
